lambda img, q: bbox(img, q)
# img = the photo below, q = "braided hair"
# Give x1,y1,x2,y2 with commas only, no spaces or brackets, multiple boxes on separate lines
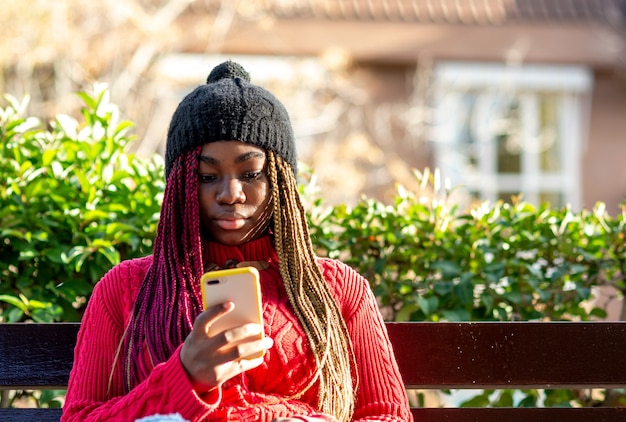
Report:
267,150,356,421
122,147,203,389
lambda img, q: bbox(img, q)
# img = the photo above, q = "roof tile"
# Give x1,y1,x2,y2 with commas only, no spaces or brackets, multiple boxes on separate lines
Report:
260,0,625,25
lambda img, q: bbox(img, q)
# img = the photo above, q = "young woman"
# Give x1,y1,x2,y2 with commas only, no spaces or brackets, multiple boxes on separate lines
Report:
62,61,412,422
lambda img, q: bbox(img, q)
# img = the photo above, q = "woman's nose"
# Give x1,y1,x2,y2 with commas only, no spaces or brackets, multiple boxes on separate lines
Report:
215,178,245,204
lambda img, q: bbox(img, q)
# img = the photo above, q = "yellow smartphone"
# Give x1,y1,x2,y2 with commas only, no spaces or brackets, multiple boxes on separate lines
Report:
200,267,264,356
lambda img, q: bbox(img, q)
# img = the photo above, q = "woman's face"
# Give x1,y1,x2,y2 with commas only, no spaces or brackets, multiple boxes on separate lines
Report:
197,140,272,246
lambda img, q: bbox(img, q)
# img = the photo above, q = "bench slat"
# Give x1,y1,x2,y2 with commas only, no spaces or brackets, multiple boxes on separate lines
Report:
5,322,626,390
0,408,63,422
0,323,79,389
411,407,626,421
2,407,626,422
387,322,626,389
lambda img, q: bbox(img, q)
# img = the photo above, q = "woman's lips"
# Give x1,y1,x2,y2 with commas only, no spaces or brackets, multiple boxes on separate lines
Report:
215,218,245,230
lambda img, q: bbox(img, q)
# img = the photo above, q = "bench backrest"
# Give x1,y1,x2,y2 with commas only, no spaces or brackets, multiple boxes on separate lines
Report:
1,322,625,421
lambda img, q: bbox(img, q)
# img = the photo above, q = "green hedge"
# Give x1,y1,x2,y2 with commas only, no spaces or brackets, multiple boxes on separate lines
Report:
4,87,623,325
0,86,163,323
307,179,626,322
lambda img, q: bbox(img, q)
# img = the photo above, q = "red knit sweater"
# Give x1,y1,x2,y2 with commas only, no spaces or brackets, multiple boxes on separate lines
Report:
62,236,412,421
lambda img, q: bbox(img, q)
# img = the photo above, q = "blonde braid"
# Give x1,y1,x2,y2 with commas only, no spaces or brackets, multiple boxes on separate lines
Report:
268,151,357,421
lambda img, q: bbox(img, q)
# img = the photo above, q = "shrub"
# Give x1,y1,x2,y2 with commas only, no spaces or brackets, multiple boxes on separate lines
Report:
0,85,163,323
306,171,625,323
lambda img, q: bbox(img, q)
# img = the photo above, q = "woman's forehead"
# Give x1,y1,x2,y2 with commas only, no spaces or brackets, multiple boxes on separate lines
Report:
199,141,267,164
201,140,264,153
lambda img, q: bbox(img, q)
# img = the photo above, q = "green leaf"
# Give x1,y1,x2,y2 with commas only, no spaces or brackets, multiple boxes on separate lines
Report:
395,303,419,322
6,308,25,323
0,294,27,311
441,309,471,321
97,246,120,266
460,391,493,407
417,296,439,316
431,261,462,279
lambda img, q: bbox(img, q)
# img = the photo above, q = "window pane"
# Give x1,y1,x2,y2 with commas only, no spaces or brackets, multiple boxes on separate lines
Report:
497,133,521,174
496,99,521,174
539,94,561,172
459,94,478,169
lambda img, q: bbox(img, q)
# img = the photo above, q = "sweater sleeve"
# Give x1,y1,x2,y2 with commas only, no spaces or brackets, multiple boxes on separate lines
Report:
322,260,413,422
61,260,218,422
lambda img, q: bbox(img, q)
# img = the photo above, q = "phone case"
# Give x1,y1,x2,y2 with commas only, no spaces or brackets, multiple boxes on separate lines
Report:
200,267,264,348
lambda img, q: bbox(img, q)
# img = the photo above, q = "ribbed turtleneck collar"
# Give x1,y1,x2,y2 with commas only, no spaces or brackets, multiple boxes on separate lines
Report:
201,235,278,270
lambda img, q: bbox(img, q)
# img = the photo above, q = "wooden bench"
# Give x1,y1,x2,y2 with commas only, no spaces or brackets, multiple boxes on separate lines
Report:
1,322,625,421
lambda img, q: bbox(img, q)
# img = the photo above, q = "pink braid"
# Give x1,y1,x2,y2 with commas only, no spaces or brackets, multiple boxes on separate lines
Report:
123,147,203,392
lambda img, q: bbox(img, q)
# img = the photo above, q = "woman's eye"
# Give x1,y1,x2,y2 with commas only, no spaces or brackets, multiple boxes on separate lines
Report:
198,174,217,183
243,171,262,181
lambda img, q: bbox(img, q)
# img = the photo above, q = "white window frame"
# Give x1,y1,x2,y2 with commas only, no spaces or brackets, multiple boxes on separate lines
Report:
431,62,593,209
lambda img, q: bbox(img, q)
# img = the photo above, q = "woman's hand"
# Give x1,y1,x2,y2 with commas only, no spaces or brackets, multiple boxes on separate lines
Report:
180,302,273,392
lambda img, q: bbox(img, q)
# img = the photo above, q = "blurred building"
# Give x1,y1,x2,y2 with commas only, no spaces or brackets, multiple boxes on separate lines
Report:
3,0,625,212
158,0,626,213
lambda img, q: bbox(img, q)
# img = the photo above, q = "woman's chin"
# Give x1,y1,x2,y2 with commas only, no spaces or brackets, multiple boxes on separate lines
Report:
204,227,253,246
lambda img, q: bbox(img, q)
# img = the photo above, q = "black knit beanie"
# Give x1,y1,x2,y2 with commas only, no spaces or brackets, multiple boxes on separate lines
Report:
165,60,297,179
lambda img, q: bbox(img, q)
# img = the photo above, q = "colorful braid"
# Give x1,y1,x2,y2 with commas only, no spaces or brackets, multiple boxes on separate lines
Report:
123,147,203,390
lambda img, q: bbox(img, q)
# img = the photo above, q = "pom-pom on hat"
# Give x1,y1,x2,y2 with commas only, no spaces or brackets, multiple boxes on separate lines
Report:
165,60,296,178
